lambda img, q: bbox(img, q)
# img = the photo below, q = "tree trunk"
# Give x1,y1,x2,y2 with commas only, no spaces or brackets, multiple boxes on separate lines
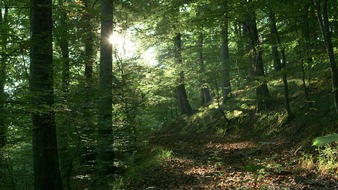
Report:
174,33,192,115
269,11,294,121
314,0,338,114
97,0,115,175
197,34,212,105
83,0,95,81
56,0,71,183
246,10,270,112
30,0,63,189
80,0,96,173
0,3,8,153
0,5,8,187
242,22,254,80
299,3,313,108
220,6,232,102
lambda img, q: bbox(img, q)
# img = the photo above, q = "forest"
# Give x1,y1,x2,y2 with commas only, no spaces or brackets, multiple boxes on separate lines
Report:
1,0,338,189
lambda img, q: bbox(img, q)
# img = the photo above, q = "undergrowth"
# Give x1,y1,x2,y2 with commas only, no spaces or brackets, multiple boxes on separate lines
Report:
122,145,174,188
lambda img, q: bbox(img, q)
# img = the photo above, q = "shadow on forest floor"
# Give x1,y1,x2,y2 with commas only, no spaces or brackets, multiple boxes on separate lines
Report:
126,132,338,190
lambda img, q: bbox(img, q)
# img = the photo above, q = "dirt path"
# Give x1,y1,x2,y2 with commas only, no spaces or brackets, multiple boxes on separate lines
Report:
127,133,338,189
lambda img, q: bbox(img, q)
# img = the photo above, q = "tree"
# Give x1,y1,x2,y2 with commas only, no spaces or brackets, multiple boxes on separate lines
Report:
244,2,270,111
313,0,338,114
220,0,232,102
174,33,193,115
97,0,115,175
30,0,63,189
0,3,8,185
268,10,294,121
297,2,315,108
197,34,212,105
0,2,8,153
54,0,71,182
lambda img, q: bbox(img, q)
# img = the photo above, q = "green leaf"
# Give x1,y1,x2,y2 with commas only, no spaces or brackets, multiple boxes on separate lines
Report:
312,133,338,147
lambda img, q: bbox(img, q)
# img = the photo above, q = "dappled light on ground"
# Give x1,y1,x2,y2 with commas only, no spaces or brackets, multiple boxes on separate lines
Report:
127,132,338,189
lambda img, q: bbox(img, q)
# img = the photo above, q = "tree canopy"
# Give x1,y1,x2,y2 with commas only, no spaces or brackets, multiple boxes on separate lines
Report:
1,0,338,189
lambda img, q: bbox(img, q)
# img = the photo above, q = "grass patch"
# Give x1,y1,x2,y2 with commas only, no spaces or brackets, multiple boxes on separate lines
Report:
123,146,174,186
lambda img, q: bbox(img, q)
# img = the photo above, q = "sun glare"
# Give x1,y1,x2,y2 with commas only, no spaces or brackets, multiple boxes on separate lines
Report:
108,31,158,66
109,32,136,58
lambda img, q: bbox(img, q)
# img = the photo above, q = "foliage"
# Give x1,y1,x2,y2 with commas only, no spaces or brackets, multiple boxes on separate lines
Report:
312,133,338,147
1,0,338,189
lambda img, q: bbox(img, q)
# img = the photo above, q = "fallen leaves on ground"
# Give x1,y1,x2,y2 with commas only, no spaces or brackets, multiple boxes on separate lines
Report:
126,133,338,189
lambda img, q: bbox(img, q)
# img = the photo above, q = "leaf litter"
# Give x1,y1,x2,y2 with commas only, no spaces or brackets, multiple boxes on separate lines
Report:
126,132,338,189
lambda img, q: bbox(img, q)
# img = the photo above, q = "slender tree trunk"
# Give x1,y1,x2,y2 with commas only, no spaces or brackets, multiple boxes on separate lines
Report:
269,11,294,121
83,0,94,80
234,23,247,83
0,5,8,187
314,0,338,114
246,10,270,112
299,4,313,108
0,3,7,152
30,0,63,189
80,0,96,172
174,33,192,115
56,0,72,184
197,34,211,105
220,7,232,102
97,0,115,175
242,21,254,80
59,15,70,96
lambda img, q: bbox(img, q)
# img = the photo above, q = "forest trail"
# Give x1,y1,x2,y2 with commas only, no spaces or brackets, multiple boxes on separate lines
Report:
127,132,338,190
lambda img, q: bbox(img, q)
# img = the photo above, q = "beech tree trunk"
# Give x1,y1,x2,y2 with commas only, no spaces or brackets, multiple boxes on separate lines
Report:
220,7,232,102
97,0,115,175
314,0,338,114
269,11,294,121
0,3,7,153
299,3,313,108
30,0,63,189
246,10,270,112
83,0,94,80
81,0,96,173
0,5,8,187
197,34,212,105
56,0,71,182
174,33,192,115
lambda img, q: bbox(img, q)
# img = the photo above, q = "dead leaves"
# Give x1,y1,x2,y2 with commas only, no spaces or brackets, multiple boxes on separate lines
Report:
127,134,338,189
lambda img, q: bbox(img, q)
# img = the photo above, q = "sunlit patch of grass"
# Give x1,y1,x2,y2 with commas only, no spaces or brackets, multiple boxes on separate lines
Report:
155,147,174,160
298,153,316,171
124,146,174,184
317,145,338,174
299,145,338,175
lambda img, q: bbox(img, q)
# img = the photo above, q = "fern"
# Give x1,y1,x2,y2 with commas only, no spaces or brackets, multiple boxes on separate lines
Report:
312,133,338,146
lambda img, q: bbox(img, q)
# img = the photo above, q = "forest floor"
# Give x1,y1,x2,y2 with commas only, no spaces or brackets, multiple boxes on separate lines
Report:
126,131,338,190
